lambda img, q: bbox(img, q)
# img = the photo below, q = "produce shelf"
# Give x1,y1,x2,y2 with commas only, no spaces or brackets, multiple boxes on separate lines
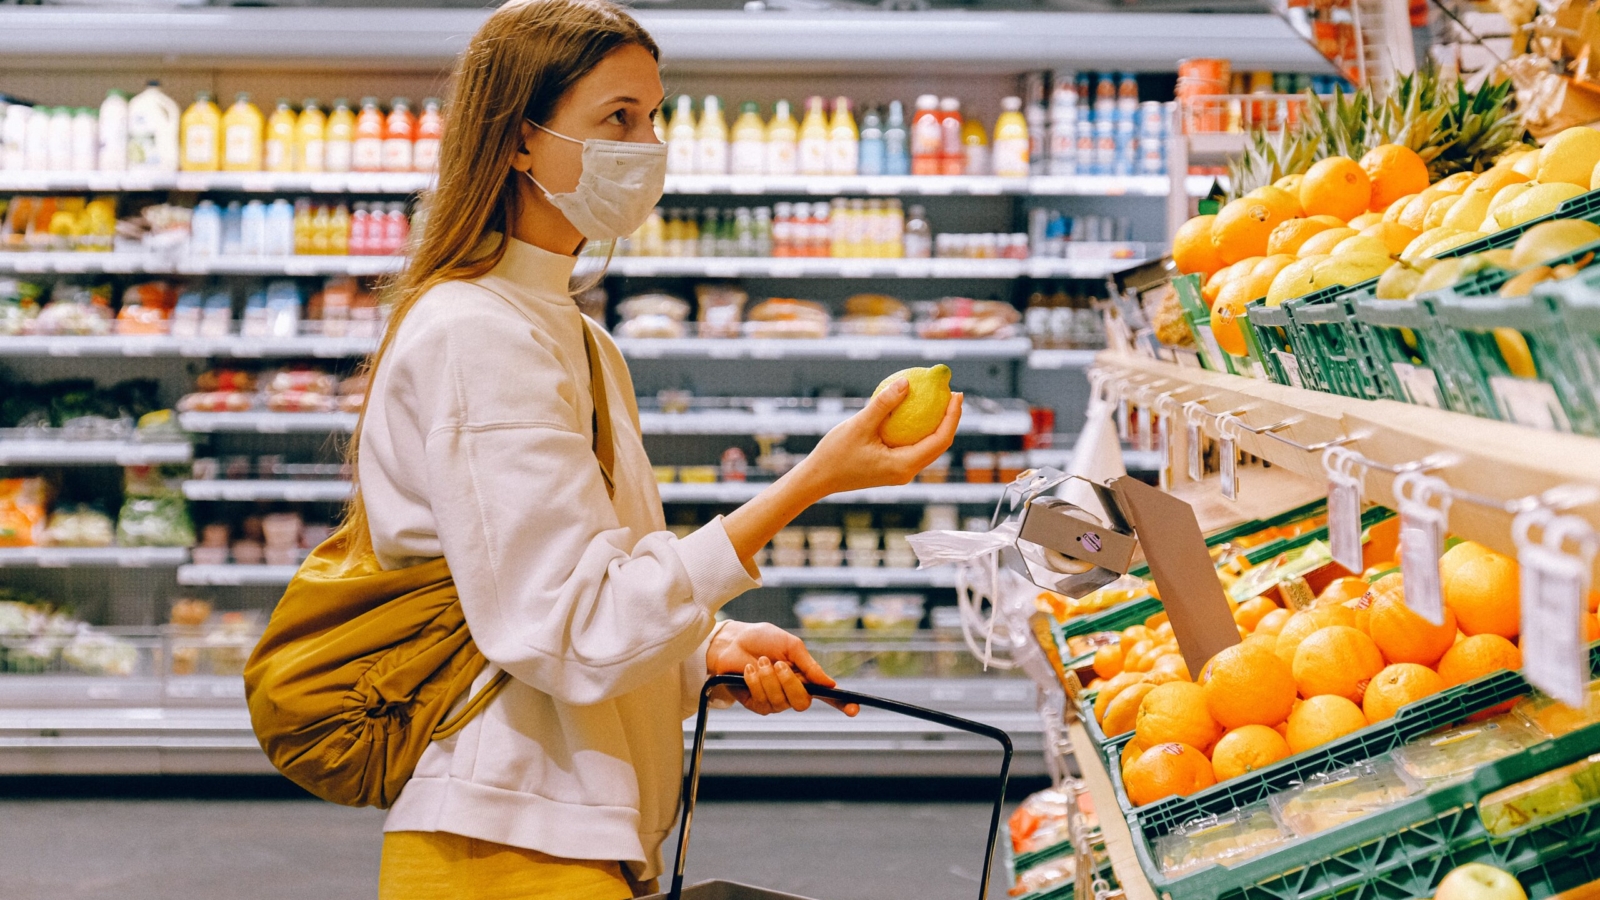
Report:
0,547,188,568
1026,349,1101,369
175,564,297,586
0,437,193,466
175,411,359,434
180,480,353,503
615,336,1035,361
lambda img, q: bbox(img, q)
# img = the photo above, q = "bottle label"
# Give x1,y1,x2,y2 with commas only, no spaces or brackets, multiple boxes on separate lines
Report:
994,139,1030,178
765,141,797,176
301,139,325,172
412,138,439,172
353,137,383,171
224,125,256,166
798,138,828,176
911,117,942,158
185,125,216,165
383,138,413,172
667,138,696,175
265,139,288,171
828,139,859,176
325,140,352,172
696,140,728,176
731,140,764,176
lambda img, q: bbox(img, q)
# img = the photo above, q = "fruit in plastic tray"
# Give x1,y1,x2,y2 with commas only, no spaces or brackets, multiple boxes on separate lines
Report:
1270,757,1419,837
1478,753,1600,836
1156,802,1290,876
1392,715,1544,787
1514,680,1600,738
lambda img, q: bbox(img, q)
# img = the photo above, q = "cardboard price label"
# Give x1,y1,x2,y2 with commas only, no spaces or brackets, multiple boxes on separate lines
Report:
1395,471,1452,626
1323,447,1365,574
1515,511,1596,709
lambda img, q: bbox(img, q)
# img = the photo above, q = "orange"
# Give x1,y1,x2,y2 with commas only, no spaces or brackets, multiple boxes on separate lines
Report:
1315,577,1369,607
1233,596,1280,632
1123,742,1216,806
1211,284,1254,357
1364,516,1401,569
1292,625,1386,702
1368,580,1458,666
1300,156,1372,221
1254,608,1291,637
1247,185,1303,221
1437,634,1522,687
1275,605,1359,666
1285,695,1369,753
1211,725,1292,781
1363,663,1446,721
1591,590,1599,613
1201,642,1297,729
1153,621,1176,642
1442,542,1522,638
1093,671,1147,722
1135,681,1223,752
1121,736,1151,776
1093,643,1125,680
1212,197,1287,264
1102,682,1157,736
1123,639,1155,672
1265,217,1337,256
1360,144,1431,212
1145,611,1170,629
1342,593,1373,636
1151,654,1193,682
1242,632,1280,655
1120,625,1153,653
1173,215,1226,278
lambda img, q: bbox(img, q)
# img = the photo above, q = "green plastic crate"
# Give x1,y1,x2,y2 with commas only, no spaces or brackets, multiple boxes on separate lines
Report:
1440,184,1600,261
1175,273,1251,376
1244,300,1305,388
1283,291,1389,401
1353,293,1496,415
1550,275,1600,427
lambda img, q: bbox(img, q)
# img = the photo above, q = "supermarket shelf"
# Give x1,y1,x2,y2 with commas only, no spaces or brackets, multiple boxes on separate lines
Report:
175,408,1033,436
175,563,956,590
1186,132,1248,164
181,480,352,503
1067,716,1158,900
0,546,188,568
0,8,1324,73
0,334,378,359
1097,351,1600,579
0,253,1141,280
1026,348,1100,369
1184,173,1231,197
0,677,1044,777
659,481,1009,505
0,170,1170,199
0,438,192,466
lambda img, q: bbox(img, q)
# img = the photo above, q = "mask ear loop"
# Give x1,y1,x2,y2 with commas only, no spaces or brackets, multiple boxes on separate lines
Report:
521,120,584,203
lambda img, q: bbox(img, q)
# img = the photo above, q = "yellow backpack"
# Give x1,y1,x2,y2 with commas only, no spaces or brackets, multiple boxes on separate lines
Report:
245,318,616,808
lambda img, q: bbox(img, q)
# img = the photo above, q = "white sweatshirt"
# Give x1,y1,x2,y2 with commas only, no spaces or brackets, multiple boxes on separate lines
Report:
358,235,759,880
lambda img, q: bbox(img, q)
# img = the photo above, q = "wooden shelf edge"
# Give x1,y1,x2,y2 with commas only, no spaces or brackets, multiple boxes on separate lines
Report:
1066,717,1158,900
1095,351,1600,579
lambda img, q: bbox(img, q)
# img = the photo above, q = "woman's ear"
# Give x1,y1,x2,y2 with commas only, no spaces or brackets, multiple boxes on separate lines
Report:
510,119,540,175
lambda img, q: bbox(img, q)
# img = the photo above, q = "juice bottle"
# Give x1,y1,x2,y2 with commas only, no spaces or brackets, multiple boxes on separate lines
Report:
265,99,296,173
383,97,416,173
729,102,765,176
961,116,988,177
666,95,696,176
127,80,180,173
324,98,355,173
352,97,385,173
98,89,129,172
937,97,963,176
383,202,409,254
293,199,313,255
764,100,798,176
47,107,72,172
310,203,332,255
992,96,1031,178
797,96,829,176
909,94,941,175
827,96,859,176
296,99,326,173
413,97,442,173
71,108,98,173
328,203,351,255
348,203,368,255
695,95,728,176
180,92,221,172
222,93,264,172
883,100,909,176
858,106,884,177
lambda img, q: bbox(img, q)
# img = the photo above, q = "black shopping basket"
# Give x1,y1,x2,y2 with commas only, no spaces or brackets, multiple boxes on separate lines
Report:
646,672,1016,900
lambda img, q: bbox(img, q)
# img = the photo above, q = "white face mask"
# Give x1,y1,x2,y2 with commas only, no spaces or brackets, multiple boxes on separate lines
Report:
524,122,667,242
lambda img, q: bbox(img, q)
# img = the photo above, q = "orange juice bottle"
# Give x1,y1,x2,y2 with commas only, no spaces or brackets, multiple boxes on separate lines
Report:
413,98,442,173
293,198,313,254
328,203,351,255
827,96,859,176
310,203,332,254
324,98,355,173
352,97,385,173
382,97,415,173
991,96,1030,178
180,91,221,172
295,99,326,172
797,96,829,176
264,99,296,173
221,92,264,172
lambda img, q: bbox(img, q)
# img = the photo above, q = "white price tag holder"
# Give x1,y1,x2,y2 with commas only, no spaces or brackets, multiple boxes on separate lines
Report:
1154,393,1181,493
1395,470,1453,626
1115,388,1130,442
1323,446,1366,575
1514,508,1596,709
1134,397,1154,454
1216,415,1239,501
1183,401,1208,484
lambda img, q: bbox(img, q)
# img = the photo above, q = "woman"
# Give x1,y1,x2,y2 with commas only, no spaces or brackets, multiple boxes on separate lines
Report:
355,0,961,897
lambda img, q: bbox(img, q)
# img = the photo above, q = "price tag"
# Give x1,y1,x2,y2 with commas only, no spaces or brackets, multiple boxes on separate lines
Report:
918,180,955,195
1323,447,1364,574
1515,511,1595,709
968,179,1004,196
1156,410,1172,492
1275,350,1305,389
1391,362,1442,408
1490,376,1572,432
1395,471,1451,625
1219,434,1238,500
1116,396,1130,441
1135,404,1153,453
1185,404,1205,484
1195,323,1229,372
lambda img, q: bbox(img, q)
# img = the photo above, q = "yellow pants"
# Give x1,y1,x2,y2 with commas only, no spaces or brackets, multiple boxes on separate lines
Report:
379,830,653,900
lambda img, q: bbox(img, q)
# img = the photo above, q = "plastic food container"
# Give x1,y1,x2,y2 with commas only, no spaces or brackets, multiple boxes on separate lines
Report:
1515,679,1600,738
773,527,807,551
794,593,861,633
652,466,677,483
1269,757,1420,837
806,526,842,550
678,466,718,484
864,593,926,676
917,453,952,483
931,604,982,677
1155,802,1290,877
997,451,1027,483
1479,752,1600,836
845,549,882,568
845,529,881,552
964,451,996,483
772,547,806,568
1393,715,1544,787
923,504,960,532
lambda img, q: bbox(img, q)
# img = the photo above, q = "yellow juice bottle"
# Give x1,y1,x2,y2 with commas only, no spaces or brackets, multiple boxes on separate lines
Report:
221,92,264,172
666,95,697,176
992,96,1031,178
695,95,728,176
328,202,350,255
293,199,313,255
797,96,830,176
310,203,331,255
324,98,355,173
264,99,296,173
180,91,221,172
764,100,798,176
730,102,766,177
295,99,326,173
828,96,859,176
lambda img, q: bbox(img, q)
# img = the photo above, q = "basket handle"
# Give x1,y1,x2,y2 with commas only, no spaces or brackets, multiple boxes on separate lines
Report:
667,673,1015,900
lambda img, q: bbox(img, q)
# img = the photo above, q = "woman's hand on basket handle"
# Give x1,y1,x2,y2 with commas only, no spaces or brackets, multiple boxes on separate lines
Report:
706,621,859,717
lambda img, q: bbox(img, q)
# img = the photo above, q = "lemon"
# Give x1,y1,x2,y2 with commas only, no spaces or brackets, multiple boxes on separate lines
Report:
1498,182,1585,228
1348,211,1384,229
1465,166,1529,197
1485,183,1535,230
1537,127,1600,187
1512,150,1542,178
1312,252,1392,290
874,364,953,447
1401,227,1463,261
1424,194,1462,230
1332,234,1393,258
1267,256,1323,305
1494,329,1539,379
1361,222,1420,255
1417,231,1484,258
1508,219,1600,269
1412,257,1468,296
1375,259,1434,299
1433,172,1477,193
1441,191,1494,231
1297,227,1359,257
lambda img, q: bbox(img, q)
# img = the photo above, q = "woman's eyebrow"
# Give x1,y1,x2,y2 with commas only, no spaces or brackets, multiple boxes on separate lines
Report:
603,95,643,106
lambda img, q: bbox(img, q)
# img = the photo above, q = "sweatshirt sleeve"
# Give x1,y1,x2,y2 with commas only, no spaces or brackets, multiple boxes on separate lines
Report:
410,302,759,706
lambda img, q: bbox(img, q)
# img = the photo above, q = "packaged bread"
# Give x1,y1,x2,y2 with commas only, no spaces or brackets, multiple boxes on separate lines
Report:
696,284,747,339
745,298,830,339
616,292,690,339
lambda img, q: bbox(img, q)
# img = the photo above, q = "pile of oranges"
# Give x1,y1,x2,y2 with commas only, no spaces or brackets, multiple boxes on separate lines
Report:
1087,537,1600,808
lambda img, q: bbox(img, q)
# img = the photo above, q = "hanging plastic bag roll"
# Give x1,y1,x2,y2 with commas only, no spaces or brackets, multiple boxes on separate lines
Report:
1058,396,1127,518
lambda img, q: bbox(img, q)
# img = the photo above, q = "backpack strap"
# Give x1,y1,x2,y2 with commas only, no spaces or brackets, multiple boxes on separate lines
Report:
580,318,617,501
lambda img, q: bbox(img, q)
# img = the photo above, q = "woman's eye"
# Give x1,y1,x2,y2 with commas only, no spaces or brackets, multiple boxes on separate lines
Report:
609,110,628,125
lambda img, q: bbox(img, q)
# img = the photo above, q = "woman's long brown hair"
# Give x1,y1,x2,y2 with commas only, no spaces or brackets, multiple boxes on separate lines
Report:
340,0,657,561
